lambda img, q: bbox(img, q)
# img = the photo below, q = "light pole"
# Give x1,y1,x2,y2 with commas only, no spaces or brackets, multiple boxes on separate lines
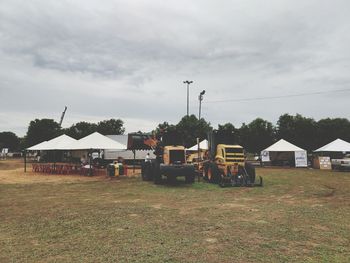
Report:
197,90,205,182
183,80,193,116
198,90,205,119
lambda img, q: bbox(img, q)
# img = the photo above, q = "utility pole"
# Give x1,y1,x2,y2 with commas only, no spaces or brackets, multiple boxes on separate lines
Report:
198,90,205,119
183,80,193,116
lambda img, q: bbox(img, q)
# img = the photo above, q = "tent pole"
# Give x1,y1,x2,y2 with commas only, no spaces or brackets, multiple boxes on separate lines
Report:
24,150,27,173
89,149,92,176
197,138,200,182
54,150,56,173
133,150,136,173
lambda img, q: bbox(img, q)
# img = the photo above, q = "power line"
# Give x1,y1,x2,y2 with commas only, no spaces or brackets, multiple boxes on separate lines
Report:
205,88,350,103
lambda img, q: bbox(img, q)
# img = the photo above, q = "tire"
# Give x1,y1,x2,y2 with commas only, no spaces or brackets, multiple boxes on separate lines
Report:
245,162,256,184
185,173,195,184
167,174,176,184
208,163,220,183
142,161,153,181
203,163,209,181
153,160,162,185
141,162,147,181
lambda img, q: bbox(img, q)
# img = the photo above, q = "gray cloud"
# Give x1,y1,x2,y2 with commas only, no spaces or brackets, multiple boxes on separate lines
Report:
1,0,350,135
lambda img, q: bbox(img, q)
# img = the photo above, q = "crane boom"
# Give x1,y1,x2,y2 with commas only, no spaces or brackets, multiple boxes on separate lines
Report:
59,106,67,127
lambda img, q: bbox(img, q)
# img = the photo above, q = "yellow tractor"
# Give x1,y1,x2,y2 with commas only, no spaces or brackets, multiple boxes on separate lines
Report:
203,131,262,187
128,132,196,184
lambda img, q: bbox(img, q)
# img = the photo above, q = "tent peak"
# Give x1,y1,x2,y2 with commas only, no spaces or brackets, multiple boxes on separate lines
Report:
262,139,305,152
314,138,350,152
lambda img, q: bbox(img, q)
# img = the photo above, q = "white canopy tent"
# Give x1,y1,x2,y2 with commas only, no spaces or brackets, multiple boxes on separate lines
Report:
44,134,77,150
27,134,77,150
70,132,127,150
27,140,50,151
314,138,350,152
261,139,307,167
187,139,208,151
27,133,126,151
24,133,127,173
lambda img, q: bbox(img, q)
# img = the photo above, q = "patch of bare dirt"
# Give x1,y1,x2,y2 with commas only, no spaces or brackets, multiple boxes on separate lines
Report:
0,159,23,170
218,203,247,209
151,204,162,209
0,168,104,184
205,238,218,243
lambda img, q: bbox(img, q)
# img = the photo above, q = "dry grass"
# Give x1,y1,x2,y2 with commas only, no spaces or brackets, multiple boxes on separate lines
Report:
0,159,349,262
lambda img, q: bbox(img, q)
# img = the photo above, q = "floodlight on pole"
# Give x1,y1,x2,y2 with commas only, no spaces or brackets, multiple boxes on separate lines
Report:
183,80,193,116
198,90,205,120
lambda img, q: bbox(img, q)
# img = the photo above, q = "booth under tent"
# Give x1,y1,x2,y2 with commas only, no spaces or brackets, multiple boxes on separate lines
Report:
261,139,307,167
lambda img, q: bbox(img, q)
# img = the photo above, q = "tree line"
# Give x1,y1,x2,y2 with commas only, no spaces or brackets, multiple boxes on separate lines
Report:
1,114,350,153
154,114,350,153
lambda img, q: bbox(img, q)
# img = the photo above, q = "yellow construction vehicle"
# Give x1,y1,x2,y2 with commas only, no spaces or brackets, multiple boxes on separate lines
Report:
203,130,263,187
128,132,196,184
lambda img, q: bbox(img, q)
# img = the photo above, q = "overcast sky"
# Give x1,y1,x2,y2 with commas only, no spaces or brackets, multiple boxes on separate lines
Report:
1,0,350,136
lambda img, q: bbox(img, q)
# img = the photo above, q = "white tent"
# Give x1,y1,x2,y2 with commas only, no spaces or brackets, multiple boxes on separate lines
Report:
261,139,307,167
187,139,208,151
314,138,350,152
27,140,49,151
39,134,77,150
70,132,127,150
27,134,77,150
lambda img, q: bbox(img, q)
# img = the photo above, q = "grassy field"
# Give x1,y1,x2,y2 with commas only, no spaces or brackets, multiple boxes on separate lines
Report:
0,159,349,262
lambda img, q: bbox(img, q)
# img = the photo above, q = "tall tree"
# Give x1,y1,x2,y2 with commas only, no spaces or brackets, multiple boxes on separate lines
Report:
0,132,20,151
64,122,98,139
239,118,274,153
25,119,61,147
275,114,295,142
154,122,176,137
217,123,236,134
276,114,317,151
97,119,125,135
176,115,212,148
217,123,239,144
316,118,350,146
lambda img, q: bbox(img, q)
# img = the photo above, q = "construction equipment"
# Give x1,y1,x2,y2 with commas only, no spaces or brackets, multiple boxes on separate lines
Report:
59,106,67,127
203,130,263,187
128,131,196,184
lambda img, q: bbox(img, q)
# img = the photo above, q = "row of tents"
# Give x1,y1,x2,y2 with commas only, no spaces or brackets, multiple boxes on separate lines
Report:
27,132,126,151
27,132,350,168
261,138,350,167
186,138,350,168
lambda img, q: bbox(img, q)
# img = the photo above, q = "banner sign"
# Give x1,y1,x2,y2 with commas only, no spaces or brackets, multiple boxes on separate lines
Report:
1,148,8,154
295,151,307,167
261,151,270,162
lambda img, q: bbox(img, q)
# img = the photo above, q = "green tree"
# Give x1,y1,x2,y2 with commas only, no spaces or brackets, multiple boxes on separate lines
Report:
217,123,236,134
275,114,295,142
276,114,317,151
0,132,20,151
25,119,61,147
176,115,212,148
64,122,98,139
154,122,176,137
216,123,238,144
97,119,125,135
316,118,350,146
239,118,274,153
154,116,212,147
